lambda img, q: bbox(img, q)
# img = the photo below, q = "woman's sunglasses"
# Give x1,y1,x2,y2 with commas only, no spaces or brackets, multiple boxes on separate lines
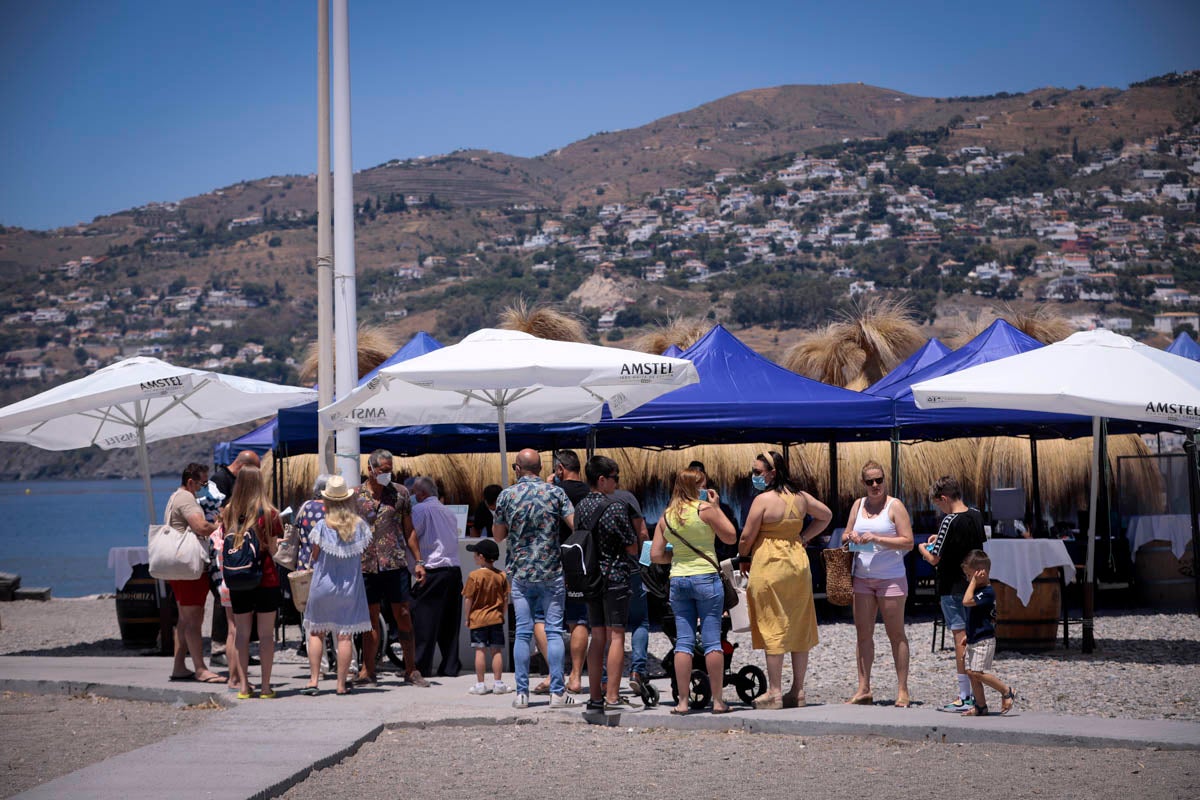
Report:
863,477,885,486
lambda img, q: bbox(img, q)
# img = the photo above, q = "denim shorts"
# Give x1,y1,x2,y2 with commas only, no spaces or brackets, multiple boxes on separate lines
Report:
363,569,411,606
586,584,631,629
669,572,723,656
470,623,505,649
562,599,590,627
940,594,968,631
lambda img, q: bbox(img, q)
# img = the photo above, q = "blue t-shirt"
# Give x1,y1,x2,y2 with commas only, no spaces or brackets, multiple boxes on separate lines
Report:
965,584,997,644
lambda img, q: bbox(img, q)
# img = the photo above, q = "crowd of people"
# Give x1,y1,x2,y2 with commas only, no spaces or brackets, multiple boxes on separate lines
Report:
159,446,1014,716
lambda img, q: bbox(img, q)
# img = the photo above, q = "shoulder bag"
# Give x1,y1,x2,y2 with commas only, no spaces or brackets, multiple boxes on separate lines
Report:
822,544,854,606
664,518,739,611
273,522,302,570
148,523,210,581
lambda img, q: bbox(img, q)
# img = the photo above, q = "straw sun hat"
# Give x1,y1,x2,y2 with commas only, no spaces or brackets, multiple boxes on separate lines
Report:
321,475,354,502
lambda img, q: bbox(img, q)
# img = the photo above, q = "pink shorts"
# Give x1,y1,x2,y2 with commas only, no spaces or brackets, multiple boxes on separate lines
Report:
852,575,908,598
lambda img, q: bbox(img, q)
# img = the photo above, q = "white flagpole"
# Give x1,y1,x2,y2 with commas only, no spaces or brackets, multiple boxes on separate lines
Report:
331,0,360,486
316,0,335,474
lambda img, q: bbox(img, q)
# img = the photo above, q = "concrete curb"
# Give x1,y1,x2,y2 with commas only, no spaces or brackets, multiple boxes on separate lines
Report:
0,677,236,708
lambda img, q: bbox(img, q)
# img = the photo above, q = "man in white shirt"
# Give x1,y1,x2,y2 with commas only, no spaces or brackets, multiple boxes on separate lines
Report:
406,476,464,677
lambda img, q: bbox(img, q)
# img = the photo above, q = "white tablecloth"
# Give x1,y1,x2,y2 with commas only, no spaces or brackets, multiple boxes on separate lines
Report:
1127,515,1198,561
983,539,1076,606
107,546,149,592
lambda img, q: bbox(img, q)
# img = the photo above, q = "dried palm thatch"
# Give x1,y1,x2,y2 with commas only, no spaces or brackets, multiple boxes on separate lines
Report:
297,325,400,384
941,310,996,350
974,434,1161,521
631,317,709,355
999,304,1074,345
783,296,924,389
498,299,588,343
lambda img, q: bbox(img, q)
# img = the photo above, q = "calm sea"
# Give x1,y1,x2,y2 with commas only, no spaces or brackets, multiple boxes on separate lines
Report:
0,478,179,597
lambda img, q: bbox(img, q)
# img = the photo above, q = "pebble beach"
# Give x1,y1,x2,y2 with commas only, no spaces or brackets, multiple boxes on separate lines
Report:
1,597,1197,721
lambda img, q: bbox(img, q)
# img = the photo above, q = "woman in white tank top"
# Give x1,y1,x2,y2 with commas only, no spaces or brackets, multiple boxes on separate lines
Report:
842,460,914,708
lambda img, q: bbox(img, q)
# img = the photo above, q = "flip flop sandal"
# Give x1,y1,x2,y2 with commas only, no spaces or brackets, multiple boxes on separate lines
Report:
669,707,690,716
168,672,196,682
259,691,278,699
197,675,226,684
299,686,320,696
531,683,552,695
236,691,255,700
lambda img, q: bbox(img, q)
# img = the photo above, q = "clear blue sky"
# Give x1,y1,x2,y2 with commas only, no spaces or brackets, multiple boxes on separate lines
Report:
1,0,1197,230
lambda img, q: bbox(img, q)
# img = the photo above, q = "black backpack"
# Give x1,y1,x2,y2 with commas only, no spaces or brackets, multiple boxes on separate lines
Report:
561,496,612,601
222,516,263,591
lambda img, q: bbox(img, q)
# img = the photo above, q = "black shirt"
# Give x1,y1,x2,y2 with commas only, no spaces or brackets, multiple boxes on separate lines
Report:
472,501,494,538
557,479,589,543
931,507,985,597
575,491,637,588
212,464,236,508
966,584,997,644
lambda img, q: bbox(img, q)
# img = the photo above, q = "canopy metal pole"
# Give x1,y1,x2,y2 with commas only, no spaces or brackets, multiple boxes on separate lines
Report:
1083,416,1100,653
828,441,840,524
135,410,155,527
1184,432,1200,617
1030,437,1042,538
316,0,335,474
497,402,509,488
890,428,901,498
586,429,597,461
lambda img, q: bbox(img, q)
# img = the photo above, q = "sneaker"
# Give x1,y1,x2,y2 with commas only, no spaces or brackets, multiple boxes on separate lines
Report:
584,698,606,713
604,696,642,712
939,696,974,713
491,681,512,695
209,653,227,667
549,692,576,708
468,682,491,695
512,692,529,709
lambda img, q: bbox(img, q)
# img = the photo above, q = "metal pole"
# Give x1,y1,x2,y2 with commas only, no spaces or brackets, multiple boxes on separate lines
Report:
1184,433,1200,618
316,0,335,474
890,428,901,499
1083,416,1100,653
135,412,156,527
828,441,840,523
331,0,360,486
497,403,508,488
1030,437,1042,538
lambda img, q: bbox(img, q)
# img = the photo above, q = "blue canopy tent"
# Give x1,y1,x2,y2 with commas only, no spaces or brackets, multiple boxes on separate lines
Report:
591,324,894,447
662,344,685,357
1167,331,1200,362
864,337,951,398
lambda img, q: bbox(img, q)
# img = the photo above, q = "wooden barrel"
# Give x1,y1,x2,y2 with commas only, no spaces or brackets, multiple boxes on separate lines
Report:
114,564,160,649
994,568,1061,651
1135,541,1196,610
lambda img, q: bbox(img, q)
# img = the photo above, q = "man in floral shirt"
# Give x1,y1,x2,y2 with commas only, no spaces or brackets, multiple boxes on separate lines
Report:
493,448,575,709
356,449,427,687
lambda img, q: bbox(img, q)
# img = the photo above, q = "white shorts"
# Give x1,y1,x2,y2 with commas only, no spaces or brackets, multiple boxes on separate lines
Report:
965,637,996,672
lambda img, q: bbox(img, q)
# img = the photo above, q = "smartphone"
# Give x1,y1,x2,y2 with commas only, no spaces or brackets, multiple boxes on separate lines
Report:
698,489,709,501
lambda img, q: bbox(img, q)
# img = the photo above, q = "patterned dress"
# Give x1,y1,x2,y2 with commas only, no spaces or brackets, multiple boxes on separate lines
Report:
294,499,326,570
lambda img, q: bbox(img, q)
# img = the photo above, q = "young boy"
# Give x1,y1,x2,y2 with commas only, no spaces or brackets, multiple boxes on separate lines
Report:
920,476,985,712
462,539,510,695
960,550,1016,716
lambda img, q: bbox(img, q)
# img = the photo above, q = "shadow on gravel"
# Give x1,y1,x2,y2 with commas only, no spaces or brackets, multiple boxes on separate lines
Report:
1013,638,1200,666
5,638,148,657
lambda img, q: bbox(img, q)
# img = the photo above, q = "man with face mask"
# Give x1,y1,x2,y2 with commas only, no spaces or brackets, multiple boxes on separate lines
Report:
356,449,427,687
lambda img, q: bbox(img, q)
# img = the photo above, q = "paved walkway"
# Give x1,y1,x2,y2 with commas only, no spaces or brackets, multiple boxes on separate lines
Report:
3,655,1199,799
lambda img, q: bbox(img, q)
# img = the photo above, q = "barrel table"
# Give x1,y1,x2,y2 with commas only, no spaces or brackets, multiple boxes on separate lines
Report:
1128,515,1198,611
983,539,1076,652
108,546,173,651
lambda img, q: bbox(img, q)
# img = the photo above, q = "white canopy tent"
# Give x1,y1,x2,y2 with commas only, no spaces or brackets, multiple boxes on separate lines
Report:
912,329,1200,646
0,357,318,524
320,328,700,484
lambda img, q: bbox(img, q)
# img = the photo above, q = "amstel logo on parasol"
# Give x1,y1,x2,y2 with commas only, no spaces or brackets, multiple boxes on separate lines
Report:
349,407,388,421
620,361,674,382
101,431,139,447
1144,400,1200,422
138,375,191,396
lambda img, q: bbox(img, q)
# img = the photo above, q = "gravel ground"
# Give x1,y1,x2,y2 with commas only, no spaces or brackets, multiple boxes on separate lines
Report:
2,598,1196,721
0,691,217,798
280,721,1200,800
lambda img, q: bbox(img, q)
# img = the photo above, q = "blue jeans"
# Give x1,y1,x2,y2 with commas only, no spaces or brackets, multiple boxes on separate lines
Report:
627,571,650,676
511,576,565,695
669,572,723,656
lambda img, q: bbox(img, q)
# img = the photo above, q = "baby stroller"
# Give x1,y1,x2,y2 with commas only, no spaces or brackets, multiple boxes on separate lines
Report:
642,560,767,710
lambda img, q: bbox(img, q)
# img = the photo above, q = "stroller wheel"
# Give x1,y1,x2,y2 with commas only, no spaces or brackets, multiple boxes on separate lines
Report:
643,683,660,708
688,669,712,710
735,665,767,704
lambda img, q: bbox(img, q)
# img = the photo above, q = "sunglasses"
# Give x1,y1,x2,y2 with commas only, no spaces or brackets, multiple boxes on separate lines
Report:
864,476,885,486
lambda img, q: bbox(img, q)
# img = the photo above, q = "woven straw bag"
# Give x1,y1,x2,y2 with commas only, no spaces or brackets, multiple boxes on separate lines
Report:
822,545,854,606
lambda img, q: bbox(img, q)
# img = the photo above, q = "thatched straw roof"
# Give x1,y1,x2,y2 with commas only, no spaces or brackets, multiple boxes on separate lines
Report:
943,305,1074,349
631,317,709,355
783,296,924,389
498,299,588,343
297,325,400,384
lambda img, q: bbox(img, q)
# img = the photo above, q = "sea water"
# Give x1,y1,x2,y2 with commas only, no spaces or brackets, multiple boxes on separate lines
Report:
0,478,178,597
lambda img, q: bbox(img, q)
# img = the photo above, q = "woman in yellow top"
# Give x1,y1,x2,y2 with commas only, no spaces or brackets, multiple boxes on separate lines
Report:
651,467,737,715
739,450,832,709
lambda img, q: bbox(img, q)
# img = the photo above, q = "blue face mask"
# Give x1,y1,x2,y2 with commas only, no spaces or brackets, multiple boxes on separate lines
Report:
751,474,768,491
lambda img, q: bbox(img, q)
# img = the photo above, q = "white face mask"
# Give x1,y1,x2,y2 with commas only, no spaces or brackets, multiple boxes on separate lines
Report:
375,472,392,487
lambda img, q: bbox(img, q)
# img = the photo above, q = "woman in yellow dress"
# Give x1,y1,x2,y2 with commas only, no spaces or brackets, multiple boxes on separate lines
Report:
739,450,832,709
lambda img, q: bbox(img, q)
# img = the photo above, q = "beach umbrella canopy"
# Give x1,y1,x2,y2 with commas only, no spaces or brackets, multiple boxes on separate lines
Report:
320,327,699,484
911,329,1200,643
1167,331,1200,362
0,356,318,524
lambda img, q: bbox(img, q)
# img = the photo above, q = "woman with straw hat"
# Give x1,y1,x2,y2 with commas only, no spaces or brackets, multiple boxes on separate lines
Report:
739,450,832,709
301,475,373,696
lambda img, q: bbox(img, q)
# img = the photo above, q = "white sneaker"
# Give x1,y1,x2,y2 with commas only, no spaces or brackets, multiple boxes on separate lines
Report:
512,692,529,709
492,681,511,695
549,692,576,708
468,682,491,695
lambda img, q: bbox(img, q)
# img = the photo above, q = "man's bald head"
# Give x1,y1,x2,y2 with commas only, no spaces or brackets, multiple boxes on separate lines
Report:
514,448,542,475
231,450,261,474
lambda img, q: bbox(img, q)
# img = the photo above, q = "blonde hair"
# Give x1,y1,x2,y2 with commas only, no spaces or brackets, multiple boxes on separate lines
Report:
323,495,360,543
220,466,275,550
860,460,885,482
664,467,705,528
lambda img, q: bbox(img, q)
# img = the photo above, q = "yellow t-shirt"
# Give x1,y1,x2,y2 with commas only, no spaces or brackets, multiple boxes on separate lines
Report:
663,502,718,577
